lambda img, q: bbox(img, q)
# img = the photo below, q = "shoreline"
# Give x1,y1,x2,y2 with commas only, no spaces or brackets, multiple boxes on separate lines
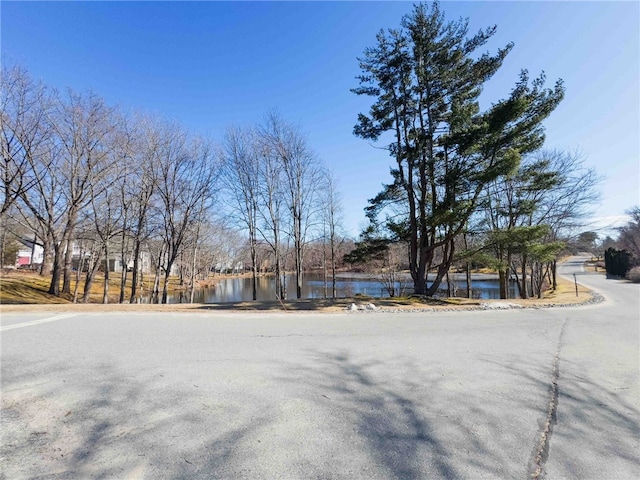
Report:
0,264,603,313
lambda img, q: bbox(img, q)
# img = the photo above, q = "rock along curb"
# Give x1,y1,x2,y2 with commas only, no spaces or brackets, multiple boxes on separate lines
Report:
344,292,605,314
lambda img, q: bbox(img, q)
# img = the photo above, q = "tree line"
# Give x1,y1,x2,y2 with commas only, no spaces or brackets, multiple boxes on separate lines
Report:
1,64,346,303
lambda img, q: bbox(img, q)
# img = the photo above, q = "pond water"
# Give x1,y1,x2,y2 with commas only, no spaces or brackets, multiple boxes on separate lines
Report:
159,273,517,304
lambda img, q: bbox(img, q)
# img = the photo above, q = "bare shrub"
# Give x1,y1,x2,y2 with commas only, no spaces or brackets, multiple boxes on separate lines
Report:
626,266,640,283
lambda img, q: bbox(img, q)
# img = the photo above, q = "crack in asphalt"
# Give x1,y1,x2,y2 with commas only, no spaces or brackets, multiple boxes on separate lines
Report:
529,317,568,479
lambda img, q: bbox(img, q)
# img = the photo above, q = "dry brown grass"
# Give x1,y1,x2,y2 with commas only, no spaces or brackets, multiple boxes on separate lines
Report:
0,270,69,304
0,269,233,306
0,269,140,305
506,275,593,306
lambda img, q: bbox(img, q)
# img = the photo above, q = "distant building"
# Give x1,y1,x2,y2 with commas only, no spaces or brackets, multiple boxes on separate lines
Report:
15,237,153,274
16,239,44,268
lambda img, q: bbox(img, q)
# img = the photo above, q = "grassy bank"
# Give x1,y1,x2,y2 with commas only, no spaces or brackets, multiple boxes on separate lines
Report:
0,269,242,305
0,268,594,313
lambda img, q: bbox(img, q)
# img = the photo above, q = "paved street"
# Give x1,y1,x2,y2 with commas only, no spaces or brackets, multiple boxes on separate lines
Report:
1,257,638,479
544,258,639,479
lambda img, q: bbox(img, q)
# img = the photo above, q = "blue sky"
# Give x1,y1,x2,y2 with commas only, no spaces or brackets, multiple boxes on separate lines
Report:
2,1,638,238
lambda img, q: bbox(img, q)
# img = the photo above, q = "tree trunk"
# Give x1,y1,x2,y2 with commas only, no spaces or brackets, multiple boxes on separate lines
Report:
29,233,37,269
426,241,455,297
322,237,327,299
250,236,258,301
530,263,536,298
179,254,185,286
498,269,508,300
72,242,87,303
427,263,448,297
294,232,303,299
152,261,161,304
331,238,337,299
189,245,197,304
463,233,472,298
504,252,512,299
161,259,175,304
48,243,63,295
62,209,78,294
82,255,101,303
520,253,528,299
119,233,129,303
129,239,142,303
413,261,427,295
513,268,523,299
40,232,52,276
62,236,73,294
0,214,6,268
282,251,288,299
119,267,128,304
102,244,110,304
275,255,283,299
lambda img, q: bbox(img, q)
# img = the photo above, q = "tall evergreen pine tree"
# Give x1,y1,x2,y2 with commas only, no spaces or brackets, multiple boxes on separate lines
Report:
352,2,564,295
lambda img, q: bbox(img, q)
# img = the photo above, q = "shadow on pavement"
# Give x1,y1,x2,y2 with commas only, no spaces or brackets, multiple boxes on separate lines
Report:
1,358,270,479
273,350,516,479
5,349,621,479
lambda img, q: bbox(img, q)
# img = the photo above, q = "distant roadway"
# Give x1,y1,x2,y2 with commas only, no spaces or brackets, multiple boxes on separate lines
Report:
1,256,638,479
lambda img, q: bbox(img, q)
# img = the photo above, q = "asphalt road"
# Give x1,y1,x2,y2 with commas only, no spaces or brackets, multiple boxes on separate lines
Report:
1,257,638,479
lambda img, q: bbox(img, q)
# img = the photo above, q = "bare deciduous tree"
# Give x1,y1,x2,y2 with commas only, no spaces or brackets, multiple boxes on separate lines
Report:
1,64,53,268
126,115,162,303
221,126,261,300
616,207,640,261
260,112,323,299
254,119,289,299
156,128,217,303
88,156,122,303
321,169,344,298
50,90,115,295
0,65,51,215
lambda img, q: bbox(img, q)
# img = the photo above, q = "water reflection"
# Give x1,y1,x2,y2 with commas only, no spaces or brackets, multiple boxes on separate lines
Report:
158,273,517,304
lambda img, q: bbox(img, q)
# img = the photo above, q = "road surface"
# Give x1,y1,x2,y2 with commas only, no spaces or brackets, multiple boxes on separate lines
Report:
1,257,638,479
